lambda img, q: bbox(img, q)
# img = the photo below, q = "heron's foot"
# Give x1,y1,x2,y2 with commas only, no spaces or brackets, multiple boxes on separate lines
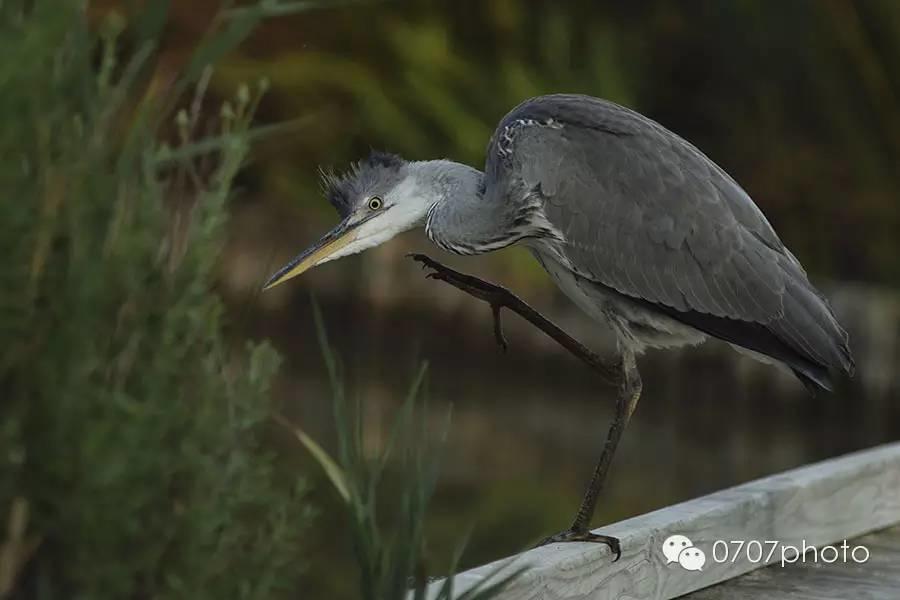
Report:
535,528,621,561
408,254,507,302
407,254,618,381
408,253,511,351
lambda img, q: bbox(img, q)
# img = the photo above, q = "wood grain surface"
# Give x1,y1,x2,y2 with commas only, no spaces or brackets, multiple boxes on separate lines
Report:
429,442,900,600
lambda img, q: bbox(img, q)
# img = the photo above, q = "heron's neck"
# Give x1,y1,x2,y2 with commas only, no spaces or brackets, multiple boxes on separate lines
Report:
407,160,483,208
413,160,518,255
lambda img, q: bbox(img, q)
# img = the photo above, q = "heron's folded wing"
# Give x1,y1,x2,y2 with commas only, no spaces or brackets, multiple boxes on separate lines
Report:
487,94,852,375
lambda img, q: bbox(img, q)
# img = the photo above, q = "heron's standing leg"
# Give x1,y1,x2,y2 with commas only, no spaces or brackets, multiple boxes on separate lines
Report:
537,349,641,556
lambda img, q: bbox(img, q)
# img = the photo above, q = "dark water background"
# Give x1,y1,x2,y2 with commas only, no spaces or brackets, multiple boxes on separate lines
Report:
241,281,899,597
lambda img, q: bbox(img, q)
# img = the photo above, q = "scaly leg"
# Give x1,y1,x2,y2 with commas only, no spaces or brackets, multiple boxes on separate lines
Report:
409,254,619,382
409,253,637,560
536,351,641,560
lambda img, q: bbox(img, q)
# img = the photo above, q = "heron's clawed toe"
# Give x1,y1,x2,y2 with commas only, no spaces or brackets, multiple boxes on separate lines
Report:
535,529,621,561
407,253,435,270
490,304,509,351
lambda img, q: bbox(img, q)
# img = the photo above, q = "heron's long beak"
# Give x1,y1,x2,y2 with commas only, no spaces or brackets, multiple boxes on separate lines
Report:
263,219,359,290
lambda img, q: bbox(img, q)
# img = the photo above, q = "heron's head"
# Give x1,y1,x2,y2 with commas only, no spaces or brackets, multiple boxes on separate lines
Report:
263,151,431,290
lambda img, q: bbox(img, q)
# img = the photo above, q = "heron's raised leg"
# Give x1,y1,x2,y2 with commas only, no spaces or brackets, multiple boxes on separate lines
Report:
409,253,634,560
408,254,619,382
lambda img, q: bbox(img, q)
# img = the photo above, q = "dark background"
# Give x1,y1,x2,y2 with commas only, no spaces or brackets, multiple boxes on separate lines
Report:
146,1,900,596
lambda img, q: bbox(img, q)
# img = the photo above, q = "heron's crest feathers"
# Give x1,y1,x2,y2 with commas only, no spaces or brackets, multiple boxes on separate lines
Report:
319,150,407,218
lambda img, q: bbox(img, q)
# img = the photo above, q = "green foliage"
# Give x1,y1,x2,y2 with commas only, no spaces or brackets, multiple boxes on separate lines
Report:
214,0,899,287
216,2,643,286
282,305,524,600
0,1,316,597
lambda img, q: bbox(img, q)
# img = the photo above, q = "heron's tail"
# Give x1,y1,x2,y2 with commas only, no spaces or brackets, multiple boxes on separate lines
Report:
650,274,854,393
767,277,854,392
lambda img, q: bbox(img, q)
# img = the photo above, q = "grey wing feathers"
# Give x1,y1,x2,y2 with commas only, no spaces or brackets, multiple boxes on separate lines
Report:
489,94,853,388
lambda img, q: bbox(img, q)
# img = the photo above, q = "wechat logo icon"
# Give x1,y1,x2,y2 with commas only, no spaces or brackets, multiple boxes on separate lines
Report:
662,534,706,571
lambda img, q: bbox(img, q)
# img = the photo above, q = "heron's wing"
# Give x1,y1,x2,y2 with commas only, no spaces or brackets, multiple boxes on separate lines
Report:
488,94,852,381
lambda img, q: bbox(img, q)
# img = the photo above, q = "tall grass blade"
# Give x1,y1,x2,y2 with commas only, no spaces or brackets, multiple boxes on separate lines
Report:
276,415,350,503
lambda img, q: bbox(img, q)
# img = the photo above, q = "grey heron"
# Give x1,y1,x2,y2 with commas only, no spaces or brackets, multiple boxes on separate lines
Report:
264,94,854,557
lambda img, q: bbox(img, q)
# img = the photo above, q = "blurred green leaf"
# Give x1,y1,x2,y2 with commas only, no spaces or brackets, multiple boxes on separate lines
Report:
279,415,351,502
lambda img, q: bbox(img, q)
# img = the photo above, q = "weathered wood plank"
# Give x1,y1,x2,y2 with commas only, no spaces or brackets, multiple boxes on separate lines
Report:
685,525,900,599
432,442,900,600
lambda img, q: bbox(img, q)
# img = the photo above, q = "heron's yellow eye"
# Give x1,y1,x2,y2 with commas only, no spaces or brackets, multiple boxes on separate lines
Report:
368,196,383,210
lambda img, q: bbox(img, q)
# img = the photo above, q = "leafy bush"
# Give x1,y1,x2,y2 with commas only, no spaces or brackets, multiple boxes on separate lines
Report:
0,2,313,597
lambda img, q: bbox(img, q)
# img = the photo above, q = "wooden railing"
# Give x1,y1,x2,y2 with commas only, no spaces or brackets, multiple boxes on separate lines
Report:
430,442,900,599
